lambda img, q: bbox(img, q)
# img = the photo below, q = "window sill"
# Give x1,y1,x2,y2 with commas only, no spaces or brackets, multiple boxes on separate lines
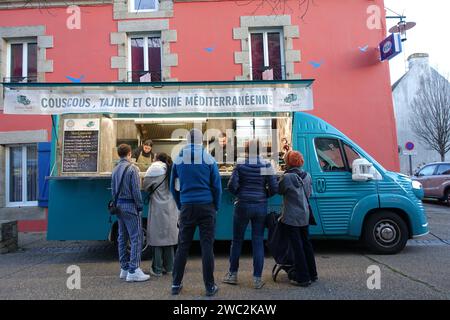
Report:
5,202,39,208
129,9,159,13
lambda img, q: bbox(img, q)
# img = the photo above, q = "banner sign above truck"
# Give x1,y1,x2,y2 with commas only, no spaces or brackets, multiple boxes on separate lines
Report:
4,86,313,115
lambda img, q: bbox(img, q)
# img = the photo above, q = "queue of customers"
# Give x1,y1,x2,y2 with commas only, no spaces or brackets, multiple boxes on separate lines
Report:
111,129,317,296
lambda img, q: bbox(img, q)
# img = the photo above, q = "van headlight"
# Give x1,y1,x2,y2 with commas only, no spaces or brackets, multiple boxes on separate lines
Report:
411,180,424,199
412,180,422,190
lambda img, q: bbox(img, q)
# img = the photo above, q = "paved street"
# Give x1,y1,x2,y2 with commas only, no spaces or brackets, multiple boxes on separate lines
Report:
0,203,449,300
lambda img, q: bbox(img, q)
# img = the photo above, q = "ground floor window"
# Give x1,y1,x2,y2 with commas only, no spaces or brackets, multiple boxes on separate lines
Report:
5,144,38,207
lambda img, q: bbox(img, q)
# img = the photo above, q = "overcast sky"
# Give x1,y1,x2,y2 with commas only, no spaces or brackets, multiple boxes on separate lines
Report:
384,0,450,84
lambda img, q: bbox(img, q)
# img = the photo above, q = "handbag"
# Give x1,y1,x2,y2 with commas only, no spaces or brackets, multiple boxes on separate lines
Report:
108,164,132,215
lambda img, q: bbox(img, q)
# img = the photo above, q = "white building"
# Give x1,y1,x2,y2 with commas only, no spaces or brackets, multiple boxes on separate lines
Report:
392,53,448,175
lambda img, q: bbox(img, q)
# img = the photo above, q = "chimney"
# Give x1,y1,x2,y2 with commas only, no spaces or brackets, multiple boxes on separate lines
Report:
408,53,429,70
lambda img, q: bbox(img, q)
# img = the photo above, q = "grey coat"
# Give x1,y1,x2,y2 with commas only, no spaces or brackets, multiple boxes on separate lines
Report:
143,161,179,247
278,168,312,227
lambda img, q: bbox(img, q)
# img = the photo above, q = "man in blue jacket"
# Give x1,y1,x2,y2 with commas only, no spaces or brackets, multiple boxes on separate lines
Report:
223,139,278,289
170,128,222,297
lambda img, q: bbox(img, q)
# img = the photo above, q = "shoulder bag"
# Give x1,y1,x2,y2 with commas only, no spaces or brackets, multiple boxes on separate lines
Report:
108,164,132,215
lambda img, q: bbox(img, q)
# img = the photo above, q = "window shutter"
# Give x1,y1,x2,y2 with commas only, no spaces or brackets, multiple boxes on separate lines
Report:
38,142,51,207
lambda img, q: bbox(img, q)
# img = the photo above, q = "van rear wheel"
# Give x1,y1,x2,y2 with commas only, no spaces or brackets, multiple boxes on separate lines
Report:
363,211,408,254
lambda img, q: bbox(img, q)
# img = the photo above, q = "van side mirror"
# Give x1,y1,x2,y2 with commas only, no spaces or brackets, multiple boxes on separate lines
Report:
352,158,374,181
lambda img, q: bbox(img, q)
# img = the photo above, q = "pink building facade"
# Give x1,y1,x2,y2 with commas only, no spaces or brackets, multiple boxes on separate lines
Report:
0,0,399,231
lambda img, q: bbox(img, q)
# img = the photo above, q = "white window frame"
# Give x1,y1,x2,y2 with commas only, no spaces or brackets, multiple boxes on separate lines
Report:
127,34,162,82
248,29,285,80
5,145,38,207
5,39,37,82
129,0,159,13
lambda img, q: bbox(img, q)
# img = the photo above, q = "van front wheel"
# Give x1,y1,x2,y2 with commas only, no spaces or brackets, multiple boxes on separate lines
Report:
363,211,409,254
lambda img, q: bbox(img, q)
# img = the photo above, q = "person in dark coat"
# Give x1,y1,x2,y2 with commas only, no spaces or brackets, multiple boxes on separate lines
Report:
278,150,318,287
170,129,222,297
223,139,278,289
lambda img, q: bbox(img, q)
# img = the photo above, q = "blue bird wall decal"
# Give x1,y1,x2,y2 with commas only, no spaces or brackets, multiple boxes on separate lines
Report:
66,75,85,83
359,45,369,52
309,60,324,69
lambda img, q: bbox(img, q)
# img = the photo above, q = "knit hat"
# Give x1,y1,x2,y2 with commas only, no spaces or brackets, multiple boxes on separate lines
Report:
285,151,304,168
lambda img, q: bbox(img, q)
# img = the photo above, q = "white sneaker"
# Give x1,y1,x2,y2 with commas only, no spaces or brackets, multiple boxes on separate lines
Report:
119,269,128,279
126,268,150,282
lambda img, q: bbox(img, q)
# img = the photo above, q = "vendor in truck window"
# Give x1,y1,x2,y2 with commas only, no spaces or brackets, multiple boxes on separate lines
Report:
315,139,346,172
210,132,237,166
133,139,155,172
316,138,361,172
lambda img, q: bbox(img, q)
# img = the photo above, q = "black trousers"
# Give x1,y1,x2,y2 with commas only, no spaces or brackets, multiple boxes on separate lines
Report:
284,224,318,283
172,203,216,290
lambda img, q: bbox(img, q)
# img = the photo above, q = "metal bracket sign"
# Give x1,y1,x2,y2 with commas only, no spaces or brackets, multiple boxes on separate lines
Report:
380,33,402,61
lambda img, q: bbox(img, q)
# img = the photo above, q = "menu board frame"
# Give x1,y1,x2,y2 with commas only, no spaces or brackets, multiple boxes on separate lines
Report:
62,118,101,174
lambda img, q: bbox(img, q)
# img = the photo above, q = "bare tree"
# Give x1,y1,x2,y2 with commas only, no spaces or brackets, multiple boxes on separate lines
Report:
410,71,450,161
235,0,316,20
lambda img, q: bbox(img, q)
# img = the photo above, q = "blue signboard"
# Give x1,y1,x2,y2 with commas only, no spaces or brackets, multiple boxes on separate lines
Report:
380,33,402,61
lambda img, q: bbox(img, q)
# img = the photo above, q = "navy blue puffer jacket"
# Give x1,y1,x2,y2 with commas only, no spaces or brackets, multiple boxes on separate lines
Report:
227,157,279,203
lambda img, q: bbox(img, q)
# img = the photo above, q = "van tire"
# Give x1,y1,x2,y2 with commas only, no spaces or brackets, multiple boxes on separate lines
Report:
363,211,409,254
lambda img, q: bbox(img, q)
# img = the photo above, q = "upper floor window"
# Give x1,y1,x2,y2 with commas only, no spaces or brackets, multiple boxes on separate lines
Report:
128,35,162,82
130,0,159,12
249,30,285,81
6,40,37,83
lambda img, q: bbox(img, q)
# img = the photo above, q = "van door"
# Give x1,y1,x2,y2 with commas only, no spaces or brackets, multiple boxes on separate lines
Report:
309,136,378,236
295,136,324,236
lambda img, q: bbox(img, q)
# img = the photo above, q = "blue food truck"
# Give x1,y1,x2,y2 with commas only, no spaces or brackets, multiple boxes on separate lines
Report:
3,80,429,255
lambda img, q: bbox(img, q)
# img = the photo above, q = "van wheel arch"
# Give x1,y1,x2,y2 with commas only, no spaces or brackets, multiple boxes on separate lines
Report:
361,209,411,254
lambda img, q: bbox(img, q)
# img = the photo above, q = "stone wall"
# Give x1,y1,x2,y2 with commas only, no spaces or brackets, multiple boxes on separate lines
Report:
0,220,18,254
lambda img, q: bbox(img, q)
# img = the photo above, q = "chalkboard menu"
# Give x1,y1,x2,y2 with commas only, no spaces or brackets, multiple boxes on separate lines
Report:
62,119,100,173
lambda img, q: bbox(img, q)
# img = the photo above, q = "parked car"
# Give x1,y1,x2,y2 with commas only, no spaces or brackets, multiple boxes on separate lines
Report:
412,162,450,205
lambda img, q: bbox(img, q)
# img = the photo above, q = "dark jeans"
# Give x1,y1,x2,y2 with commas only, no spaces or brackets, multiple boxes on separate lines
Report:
229,202,267,277
172,203,216,290
284,224,318,283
